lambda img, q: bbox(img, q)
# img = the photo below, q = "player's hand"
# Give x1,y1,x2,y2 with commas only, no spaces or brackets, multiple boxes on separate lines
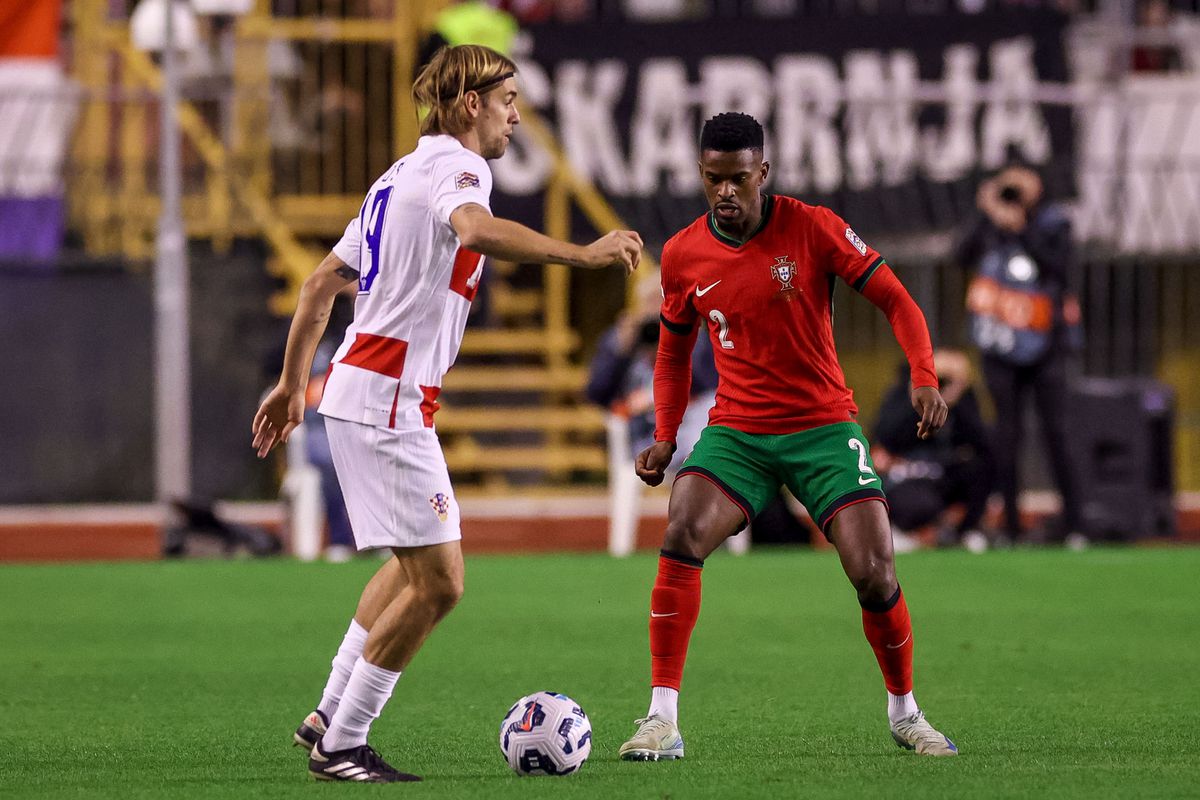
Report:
635,440,676,487
252,385,306,458
584,230,643,275
911,385,949,440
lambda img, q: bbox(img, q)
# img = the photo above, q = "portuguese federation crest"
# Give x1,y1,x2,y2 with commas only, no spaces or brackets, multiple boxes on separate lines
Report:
770,255,797,292
429,492,451,522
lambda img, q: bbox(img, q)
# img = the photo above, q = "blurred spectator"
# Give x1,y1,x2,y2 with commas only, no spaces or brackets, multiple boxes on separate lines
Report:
622,0,708,21
239,22,369,164
586,272,717,475
1131,0,1184,72
417,0,519,71
872,349,994,552
497,0,554,23
956,164,1085,547
302,337,356,562
265,292,357,561
510,0,603,24
552,0,596,21
163,499,281,558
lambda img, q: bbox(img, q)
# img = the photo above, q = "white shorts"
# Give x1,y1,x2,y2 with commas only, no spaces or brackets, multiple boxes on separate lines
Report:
324,416,462,551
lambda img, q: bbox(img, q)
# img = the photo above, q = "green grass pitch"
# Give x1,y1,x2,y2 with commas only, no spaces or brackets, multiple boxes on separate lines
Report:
4,547,1199,798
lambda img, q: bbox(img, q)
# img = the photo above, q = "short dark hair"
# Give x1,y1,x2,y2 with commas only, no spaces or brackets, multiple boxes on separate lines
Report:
699,112,764,153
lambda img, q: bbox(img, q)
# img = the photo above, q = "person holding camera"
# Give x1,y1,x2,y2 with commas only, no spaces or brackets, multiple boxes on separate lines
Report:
955,165,1084,547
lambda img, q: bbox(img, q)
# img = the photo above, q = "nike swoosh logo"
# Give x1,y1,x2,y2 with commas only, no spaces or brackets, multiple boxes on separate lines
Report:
858,475,878,485
695,280,721,297
650,611,678,618
885,633,911,650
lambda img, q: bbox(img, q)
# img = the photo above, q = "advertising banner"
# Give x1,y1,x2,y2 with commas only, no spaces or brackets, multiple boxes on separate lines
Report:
496,11,1072,246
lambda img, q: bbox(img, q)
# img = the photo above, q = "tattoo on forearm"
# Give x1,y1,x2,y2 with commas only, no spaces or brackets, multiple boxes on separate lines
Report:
335,264,360,282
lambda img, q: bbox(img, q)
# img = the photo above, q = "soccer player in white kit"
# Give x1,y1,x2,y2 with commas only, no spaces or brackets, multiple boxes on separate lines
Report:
252,44,642,783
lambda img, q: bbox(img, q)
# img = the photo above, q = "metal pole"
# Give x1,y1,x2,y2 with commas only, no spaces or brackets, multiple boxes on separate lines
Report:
155,0,191,506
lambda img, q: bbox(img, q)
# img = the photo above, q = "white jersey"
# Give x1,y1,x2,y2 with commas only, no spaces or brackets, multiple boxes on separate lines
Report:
318,135,492,430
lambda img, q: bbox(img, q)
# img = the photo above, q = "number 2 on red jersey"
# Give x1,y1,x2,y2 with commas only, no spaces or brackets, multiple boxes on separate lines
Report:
708,309,735,350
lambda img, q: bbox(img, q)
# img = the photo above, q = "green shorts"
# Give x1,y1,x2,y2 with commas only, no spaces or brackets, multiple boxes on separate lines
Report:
676,422,887,535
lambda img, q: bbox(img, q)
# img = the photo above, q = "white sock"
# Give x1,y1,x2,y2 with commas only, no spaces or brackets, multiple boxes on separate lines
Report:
316,620,369,720
647,687,679,724
321,657,401,752
888,691,919,724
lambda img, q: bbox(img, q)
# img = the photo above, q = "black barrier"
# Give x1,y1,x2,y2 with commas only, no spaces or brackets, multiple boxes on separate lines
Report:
0,243,282,503
1067,377,1176,540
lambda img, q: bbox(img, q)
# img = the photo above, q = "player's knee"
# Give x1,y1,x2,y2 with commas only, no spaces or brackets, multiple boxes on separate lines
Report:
418,573,464,615
662,517,712,560
851,561,897,606
440,575,465,612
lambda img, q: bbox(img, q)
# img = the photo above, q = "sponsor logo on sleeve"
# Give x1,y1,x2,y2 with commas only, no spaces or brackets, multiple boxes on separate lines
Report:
845,226,868,256
455,171,481,190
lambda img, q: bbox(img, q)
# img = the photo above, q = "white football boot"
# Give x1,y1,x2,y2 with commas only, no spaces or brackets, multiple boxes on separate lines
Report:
890,710,958,756
618,715,685,761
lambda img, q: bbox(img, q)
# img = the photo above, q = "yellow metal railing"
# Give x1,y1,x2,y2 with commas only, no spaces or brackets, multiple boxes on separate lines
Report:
71,2,309,270
68,0,651,293
66,0,656,491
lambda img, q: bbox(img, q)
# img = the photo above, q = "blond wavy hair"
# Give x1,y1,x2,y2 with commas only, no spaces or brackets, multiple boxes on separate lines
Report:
412,45,518,137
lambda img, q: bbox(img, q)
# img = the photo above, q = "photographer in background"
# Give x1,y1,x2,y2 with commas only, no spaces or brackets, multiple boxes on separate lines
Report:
956,164,1085,548
872,349,994,553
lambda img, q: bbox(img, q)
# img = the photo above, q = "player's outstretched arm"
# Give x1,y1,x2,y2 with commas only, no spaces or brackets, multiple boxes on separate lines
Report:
451,203,642,274
252,252,358,458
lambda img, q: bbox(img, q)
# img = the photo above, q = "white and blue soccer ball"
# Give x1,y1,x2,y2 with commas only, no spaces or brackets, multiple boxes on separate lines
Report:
498,691,592,776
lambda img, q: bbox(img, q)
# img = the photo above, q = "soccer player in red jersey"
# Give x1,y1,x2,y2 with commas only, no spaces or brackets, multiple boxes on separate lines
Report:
618,112,958,760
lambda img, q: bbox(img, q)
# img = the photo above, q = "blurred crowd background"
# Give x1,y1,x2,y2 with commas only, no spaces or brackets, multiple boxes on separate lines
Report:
0,0,1196,553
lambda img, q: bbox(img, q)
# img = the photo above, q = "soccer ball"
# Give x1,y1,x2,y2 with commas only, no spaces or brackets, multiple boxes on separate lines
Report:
498,691,592,776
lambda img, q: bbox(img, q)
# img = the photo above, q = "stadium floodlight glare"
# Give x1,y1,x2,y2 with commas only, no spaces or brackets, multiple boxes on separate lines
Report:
130,0,200,53
191,0,254,15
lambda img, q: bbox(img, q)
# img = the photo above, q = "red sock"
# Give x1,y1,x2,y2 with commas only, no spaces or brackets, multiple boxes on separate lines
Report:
649,553,703,691
861,587,914,696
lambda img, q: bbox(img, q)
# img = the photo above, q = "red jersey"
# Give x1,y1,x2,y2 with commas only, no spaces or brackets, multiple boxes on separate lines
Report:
657,194,935,437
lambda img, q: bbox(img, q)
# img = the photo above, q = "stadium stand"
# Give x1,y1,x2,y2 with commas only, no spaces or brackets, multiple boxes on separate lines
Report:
1,0,1197,557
